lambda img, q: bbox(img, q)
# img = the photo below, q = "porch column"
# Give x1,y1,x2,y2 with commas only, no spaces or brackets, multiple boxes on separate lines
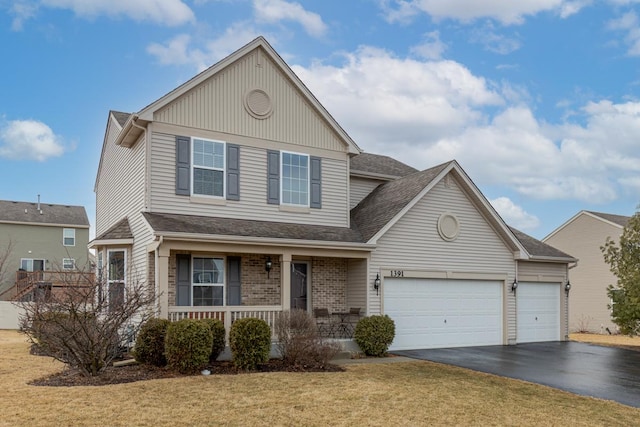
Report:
281,252,291,311
157,247,170,319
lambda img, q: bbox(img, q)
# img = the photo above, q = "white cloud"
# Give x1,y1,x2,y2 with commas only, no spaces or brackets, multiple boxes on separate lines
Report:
490,197,540,230
0,119,65,161
410,31,447,59
147,24,262,71
292,46,503,150
12,0,194,28
607,10,640,56
290,46,640,205
470,24,522,54
253,0,327,37
381,0,577,25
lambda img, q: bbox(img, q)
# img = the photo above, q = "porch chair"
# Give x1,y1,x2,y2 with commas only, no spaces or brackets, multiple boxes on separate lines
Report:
314,308,336,338
347,307,362,336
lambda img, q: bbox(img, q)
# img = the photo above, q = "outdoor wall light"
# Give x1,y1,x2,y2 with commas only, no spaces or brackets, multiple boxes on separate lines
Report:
265,256,272,278
565,281,571,296
374,273,381,296
511,279,518,293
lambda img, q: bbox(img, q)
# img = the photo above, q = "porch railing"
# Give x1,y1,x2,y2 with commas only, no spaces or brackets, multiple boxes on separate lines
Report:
5,271,95,302
168,305,282,338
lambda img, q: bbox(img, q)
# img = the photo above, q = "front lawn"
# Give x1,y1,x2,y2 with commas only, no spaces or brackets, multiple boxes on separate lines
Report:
1,329,638,426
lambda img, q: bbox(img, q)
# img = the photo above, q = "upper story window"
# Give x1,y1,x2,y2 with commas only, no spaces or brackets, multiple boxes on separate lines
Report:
193,138,225,197
63,228,75,246
267,150,322,208
281,152,309,206
175,136,240,201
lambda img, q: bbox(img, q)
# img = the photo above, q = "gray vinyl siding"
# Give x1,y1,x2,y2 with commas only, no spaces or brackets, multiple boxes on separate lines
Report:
347,259,368,315
153,47,345,153
350,177,384,209
95,116,152,288
369,176,517,343
149,132,349,227
544,214,621,333
517,261,569,339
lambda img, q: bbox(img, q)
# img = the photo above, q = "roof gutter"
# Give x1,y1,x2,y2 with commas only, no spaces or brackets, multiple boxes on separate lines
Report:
155,231,375,251
115,114,146,148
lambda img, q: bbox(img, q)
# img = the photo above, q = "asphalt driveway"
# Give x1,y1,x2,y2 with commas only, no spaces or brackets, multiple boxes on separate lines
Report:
393,342,640,408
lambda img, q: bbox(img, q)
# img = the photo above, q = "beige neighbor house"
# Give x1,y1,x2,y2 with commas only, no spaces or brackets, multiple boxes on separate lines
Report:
544,211,631,334
0,199,91,301
91,37,576,351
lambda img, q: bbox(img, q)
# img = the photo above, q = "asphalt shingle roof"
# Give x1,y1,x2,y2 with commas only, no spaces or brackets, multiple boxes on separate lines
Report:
142,212,365,243
0,199,89,227
350,153,418,178
586,211,631,227
510,227,575,260
351,162,451,242
111,111,131,127
94,218,133,241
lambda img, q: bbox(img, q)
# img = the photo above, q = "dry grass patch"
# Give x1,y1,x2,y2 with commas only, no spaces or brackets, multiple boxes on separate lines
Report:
1,329,639,426
570,333,640,350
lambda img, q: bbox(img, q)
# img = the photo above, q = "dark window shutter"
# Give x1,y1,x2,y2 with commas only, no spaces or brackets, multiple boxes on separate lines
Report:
175,136,190,196
267,150,280,205
227,256,241,306
226,144,240,201
176,254,191,306
310,156,322,209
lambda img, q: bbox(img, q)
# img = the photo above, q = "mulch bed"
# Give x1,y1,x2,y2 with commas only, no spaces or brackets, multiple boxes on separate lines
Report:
29,359,344,387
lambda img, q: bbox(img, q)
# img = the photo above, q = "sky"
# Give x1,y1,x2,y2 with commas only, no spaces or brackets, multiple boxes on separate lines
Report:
1,0,639,240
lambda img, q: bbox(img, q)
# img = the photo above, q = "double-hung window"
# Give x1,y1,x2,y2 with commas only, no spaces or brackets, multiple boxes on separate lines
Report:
63,228,75,246
192,257,224,306
192,138,225,197
63,258,76,270
107,250,125,311
281,151,309,206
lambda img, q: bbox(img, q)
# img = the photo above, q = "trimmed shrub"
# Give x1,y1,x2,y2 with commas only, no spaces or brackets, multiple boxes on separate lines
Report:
134,318,170,367
200,318,226,362
165,319,214,374
354,315,396,357
274,309,339,369
229,318,271,370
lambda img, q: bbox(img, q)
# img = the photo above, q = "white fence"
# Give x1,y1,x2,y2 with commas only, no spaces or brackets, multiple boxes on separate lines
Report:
0,301,24,329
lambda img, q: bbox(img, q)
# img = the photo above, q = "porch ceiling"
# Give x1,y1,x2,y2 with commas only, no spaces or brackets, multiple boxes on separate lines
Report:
143,212,365,244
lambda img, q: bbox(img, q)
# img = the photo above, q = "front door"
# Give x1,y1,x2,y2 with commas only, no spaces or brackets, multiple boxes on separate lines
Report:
291,262,309,311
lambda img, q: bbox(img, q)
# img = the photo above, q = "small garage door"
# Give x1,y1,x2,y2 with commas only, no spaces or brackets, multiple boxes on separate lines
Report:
384,278,503,351
517,282,560,343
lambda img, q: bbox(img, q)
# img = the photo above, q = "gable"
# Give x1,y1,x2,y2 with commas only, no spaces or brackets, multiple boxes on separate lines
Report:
152,45,350,153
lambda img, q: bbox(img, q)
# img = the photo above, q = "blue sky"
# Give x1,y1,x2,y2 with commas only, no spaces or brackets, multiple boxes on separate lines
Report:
1,0,639,240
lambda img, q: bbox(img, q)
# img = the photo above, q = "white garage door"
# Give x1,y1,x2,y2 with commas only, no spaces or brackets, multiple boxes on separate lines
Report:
384,278,503,351
517,282,560,343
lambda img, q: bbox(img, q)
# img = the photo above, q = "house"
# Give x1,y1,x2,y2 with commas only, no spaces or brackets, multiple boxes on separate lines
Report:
91,36,575,350
0,199,91,301
543,211,631,334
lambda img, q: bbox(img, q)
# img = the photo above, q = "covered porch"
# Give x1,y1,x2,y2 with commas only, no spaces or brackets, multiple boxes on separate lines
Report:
153,241,372,337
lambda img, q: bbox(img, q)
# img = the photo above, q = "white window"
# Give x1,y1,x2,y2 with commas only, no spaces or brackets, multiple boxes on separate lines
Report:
192,257,224,306
63,228,76,246
281,151,309,206
62,258,76,270
107,250,126,311
192,138,225,197
20,259,45,272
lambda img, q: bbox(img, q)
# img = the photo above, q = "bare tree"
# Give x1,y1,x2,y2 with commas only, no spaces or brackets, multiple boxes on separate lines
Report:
0,239,15,296
18,270,158,377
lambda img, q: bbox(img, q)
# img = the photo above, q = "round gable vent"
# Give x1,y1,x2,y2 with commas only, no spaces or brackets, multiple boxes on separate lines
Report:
244,89,273,119
437,213,460,241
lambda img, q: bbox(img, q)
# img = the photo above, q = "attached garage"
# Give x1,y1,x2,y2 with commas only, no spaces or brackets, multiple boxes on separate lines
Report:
384,278,503,350
517,282,561,343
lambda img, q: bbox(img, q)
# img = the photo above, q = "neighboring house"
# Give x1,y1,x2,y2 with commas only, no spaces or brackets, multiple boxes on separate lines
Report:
543,211,631,334
0,199,91,301
91,37,575,350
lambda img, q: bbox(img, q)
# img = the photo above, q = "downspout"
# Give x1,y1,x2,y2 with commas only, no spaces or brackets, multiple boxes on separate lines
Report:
154,235,163,317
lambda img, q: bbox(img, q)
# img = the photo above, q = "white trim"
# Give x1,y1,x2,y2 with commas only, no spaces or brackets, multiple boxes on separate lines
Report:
107,248,127,308
0,220,89,228
191,137,226,199
88,238,134,249
191,255,226,307
280,150,310,208
62,258,76,270
63,228,76,247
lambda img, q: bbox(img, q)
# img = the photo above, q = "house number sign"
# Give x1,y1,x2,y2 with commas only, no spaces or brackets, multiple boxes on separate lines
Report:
390,270,404,277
